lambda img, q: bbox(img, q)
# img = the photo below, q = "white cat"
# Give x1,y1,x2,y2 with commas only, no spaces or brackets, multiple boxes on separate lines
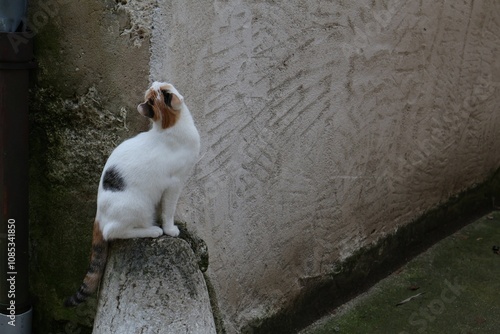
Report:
65,82,200,307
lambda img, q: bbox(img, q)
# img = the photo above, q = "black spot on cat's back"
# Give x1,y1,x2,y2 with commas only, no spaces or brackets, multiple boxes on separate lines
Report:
103,166,126,192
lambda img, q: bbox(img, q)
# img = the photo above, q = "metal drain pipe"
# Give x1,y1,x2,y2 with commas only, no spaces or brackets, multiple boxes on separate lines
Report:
0,28,35,333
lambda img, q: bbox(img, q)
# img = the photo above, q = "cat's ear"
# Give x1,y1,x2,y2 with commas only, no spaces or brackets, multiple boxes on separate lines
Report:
137,102,154,118
162,84,184,110
167,92,183,109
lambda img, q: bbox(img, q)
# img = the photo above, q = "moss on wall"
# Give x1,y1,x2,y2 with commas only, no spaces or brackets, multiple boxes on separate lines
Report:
29,96,97,333
27,0,150,332
29,83,125,334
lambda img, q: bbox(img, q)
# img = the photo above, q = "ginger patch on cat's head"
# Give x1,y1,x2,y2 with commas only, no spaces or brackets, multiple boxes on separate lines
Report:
137,82,184,129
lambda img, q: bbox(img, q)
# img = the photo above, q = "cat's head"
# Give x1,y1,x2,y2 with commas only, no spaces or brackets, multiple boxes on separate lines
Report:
137,82,184,129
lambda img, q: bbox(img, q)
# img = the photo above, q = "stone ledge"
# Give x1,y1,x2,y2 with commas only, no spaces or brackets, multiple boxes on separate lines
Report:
92,235,216,334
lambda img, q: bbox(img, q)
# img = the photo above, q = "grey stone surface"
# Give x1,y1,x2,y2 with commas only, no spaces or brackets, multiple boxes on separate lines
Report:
92,236,216,334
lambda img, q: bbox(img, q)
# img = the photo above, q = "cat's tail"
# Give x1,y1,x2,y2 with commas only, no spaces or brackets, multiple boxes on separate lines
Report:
64,220,108,307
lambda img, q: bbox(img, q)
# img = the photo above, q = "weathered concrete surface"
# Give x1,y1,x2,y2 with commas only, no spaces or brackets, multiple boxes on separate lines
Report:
93,236,216,334
28,0,150,332
151,1,500,332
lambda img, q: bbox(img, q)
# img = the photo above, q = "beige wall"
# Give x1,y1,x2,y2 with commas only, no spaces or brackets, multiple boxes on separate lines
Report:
152,0,500,332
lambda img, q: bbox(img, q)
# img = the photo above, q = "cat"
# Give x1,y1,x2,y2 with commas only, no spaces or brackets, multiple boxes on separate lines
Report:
64,82,200,307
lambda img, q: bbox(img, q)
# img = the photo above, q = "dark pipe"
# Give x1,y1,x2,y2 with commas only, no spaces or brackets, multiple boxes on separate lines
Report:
0,31,35,332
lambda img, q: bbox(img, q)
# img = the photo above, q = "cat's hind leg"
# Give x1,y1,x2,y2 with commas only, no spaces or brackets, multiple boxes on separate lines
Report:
102,222,163,240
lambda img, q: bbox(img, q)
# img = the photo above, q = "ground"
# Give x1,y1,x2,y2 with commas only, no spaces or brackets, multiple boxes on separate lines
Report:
300,211,500,334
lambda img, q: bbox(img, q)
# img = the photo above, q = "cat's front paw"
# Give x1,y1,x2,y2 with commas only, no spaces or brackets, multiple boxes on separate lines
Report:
163,225,180,237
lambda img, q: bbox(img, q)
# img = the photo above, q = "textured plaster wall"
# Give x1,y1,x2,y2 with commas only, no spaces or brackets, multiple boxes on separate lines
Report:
152,0,500,332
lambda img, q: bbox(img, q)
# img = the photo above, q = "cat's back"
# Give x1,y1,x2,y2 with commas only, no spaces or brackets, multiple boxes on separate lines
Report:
107,131,151,160
102,126,197,182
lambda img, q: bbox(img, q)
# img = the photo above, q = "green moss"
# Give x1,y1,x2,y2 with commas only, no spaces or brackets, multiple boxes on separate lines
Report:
178,222,210,273
30,85,127,187
305,213,500,334
26,2,149,332
29,177,96,333
29,72,126,334
31,17,67,94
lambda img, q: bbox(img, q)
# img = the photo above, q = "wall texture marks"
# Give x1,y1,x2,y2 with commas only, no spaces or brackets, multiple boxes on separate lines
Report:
153,0,500,331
